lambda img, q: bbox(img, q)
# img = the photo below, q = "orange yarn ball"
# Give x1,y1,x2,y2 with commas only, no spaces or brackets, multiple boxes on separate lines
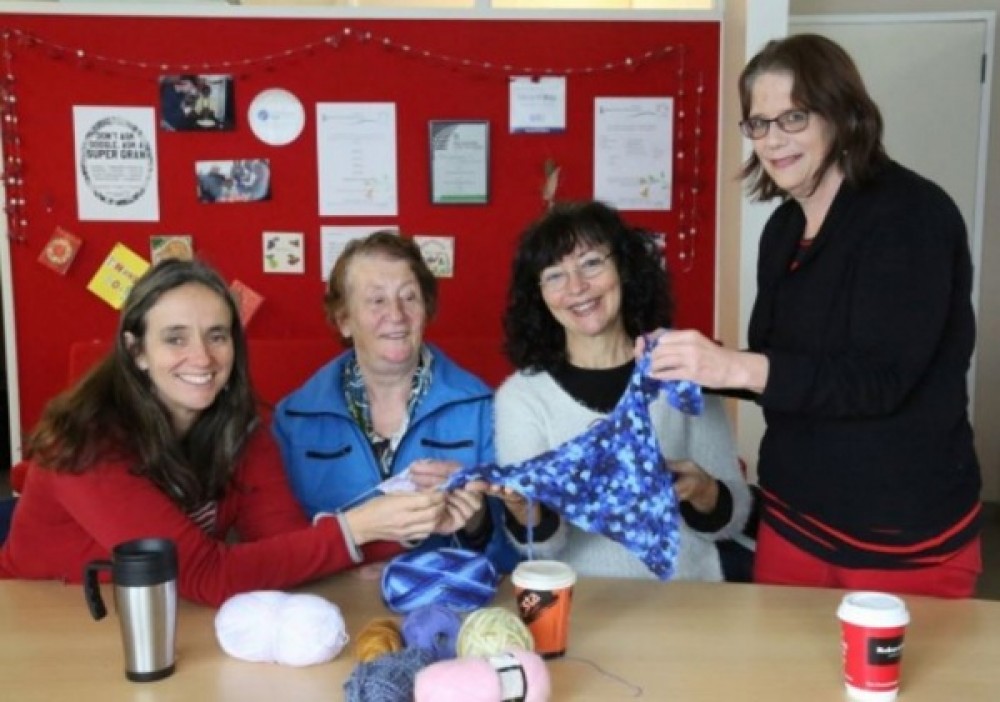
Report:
355,617,404,663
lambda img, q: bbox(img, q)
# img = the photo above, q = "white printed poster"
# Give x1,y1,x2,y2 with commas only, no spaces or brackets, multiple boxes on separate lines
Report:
509,76,567,133
319,225,397,281
73,106,160,221
593,97,673,211
316,102,398,216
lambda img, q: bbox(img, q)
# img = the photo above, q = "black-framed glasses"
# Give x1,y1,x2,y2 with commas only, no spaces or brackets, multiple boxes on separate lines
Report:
739,109,810,140
538,252,613,292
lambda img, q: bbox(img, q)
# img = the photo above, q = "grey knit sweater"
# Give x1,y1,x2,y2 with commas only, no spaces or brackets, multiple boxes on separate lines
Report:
495,370,752,581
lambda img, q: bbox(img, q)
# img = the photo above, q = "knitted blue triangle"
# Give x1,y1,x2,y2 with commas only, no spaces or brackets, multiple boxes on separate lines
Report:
446,351,701,580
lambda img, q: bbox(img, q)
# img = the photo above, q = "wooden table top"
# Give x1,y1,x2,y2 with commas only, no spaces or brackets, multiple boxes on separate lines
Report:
2,574,998,701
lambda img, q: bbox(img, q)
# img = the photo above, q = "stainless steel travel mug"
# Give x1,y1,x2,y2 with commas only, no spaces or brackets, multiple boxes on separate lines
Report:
84,538,179,682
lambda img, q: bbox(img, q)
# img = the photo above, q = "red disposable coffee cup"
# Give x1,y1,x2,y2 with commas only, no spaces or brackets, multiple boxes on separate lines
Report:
837,591,909,702
512,560,576,659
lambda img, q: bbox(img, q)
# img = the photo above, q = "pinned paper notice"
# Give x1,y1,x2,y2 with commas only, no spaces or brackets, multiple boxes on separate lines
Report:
86,243,150,310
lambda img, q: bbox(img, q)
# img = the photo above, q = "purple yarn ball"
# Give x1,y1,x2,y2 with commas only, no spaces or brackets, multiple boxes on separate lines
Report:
402,604,462,661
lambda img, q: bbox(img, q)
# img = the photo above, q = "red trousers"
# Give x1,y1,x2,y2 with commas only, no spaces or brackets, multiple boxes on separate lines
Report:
753,521,981,599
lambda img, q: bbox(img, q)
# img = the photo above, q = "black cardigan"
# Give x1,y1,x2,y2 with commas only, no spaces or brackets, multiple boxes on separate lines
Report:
749,160,981,569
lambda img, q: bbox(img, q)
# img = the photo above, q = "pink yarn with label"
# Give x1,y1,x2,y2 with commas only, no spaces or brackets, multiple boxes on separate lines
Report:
413,649,550,702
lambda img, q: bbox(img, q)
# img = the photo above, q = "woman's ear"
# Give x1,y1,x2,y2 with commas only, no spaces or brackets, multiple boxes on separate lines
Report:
333,309,351,339
123,332,149,371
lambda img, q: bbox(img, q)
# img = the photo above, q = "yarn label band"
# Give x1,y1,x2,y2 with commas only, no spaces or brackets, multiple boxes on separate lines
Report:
488,652,528,701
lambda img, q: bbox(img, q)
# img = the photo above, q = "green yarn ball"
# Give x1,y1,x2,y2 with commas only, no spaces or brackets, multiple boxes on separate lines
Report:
456,606,535,657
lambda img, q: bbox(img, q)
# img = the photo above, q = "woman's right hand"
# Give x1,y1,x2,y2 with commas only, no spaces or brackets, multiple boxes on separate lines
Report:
637,328,769,393
344,492,447,545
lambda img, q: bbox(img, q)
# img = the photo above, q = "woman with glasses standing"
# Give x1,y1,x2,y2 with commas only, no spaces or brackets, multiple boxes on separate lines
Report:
494,201,752,580
645,34,982,597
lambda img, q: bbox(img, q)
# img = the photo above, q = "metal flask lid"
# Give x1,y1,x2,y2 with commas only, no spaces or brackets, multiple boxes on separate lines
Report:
111,538,178,587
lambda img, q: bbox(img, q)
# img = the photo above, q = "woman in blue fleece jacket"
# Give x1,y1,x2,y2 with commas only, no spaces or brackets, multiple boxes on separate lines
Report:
274,231,517,574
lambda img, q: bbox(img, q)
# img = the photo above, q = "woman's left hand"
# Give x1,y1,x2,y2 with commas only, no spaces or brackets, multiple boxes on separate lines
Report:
668,459,719,514
435,488,486,535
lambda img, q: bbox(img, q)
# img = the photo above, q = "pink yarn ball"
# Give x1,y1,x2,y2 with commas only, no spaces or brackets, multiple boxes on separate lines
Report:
413,649,550,702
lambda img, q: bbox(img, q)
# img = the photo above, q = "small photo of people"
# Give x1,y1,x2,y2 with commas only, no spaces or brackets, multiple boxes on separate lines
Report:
160,74,236,131
196,159,272,203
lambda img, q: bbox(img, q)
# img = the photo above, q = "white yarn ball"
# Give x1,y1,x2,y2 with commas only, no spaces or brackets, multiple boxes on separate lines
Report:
273,593,349,667
215,591,286,663
215,591,349,667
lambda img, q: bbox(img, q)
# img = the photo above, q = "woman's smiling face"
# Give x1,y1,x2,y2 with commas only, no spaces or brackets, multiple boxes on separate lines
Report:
130,282,234,434
749,70,836,201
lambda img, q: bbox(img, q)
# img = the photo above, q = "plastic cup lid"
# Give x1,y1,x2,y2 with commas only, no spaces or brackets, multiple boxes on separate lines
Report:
837,591,910,628
512,560,577,590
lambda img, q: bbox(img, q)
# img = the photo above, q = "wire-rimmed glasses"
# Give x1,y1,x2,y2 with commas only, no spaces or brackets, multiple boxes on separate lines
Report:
538,252,613,293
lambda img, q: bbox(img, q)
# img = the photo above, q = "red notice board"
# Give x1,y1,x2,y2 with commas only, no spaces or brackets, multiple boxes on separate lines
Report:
0,12,720,434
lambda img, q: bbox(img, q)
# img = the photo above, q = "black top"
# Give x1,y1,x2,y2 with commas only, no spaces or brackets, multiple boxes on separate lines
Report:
749,160,981,568
551,358,635,413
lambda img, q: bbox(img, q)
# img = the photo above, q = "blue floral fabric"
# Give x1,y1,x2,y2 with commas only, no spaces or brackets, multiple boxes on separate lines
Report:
445,351,702,580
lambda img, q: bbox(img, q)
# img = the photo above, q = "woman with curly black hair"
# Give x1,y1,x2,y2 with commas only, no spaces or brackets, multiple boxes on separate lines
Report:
495,201,752,580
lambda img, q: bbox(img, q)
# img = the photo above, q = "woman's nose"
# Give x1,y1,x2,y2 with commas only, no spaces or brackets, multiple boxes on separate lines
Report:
564,268,590,294
188,338,212,365
387,297,406,320
762,123,786,147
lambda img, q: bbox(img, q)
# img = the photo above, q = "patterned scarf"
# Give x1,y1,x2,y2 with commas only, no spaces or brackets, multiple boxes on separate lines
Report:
344,346,433,480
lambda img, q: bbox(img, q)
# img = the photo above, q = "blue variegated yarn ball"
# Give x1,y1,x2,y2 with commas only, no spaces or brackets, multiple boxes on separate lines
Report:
381,548,498,614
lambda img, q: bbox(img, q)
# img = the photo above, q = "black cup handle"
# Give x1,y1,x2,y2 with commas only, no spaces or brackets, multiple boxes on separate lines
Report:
83,560,112,620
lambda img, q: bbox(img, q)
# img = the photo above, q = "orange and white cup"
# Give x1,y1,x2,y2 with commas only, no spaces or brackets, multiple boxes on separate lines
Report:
512,560,576,659
837,591,910,702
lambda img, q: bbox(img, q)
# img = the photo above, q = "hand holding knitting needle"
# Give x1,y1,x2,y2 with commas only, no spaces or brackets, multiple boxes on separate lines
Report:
345,492,447,544
481,484,541,528
435,488,486,535
409,459,489,535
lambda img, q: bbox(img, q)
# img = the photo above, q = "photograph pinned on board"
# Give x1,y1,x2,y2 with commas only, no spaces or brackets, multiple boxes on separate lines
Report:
263,231,305,274
150,234,194,264
413,235,455,278
196,159,271,203
159,74,236,131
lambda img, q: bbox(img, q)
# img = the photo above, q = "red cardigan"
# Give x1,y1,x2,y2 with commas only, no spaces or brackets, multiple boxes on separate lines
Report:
0,427,402,606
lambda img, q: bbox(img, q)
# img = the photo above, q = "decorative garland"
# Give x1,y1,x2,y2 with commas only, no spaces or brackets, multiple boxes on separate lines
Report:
0,25,709,272
1,32,26,243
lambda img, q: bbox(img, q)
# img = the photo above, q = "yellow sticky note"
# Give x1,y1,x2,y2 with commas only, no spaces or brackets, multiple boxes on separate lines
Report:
87,243,150,310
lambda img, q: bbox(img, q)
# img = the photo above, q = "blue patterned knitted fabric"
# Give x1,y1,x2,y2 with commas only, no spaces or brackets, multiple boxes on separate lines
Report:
445,351,702,580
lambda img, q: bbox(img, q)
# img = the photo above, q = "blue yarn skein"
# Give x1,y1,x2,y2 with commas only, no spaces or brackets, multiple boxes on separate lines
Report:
402,604,462,662
343,647,435,702
381,547,498,614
